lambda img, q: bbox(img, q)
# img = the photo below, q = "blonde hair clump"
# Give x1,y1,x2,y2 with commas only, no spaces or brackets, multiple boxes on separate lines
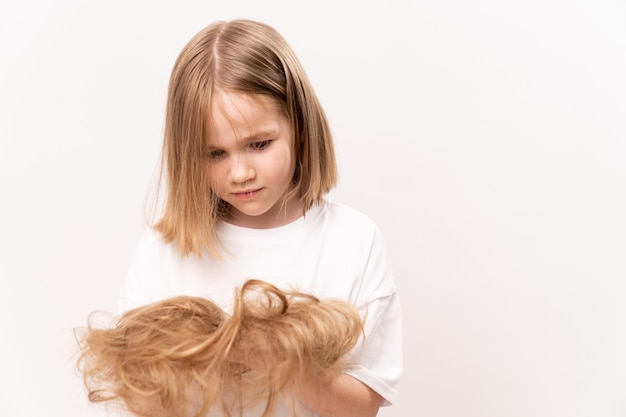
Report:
75,280,363,417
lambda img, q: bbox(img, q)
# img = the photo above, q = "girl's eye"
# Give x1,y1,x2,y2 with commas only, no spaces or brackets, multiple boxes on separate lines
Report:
209,150,225,160
250,140,271,150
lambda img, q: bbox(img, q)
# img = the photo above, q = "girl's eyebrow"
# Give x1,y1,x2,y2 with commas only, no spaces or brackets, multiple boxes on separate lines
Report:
208,129,278,149
241,129,278,142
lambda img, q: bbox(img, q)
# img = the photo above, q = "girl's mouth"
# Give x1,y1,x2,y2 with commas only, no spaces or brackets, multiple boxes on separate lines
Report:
232,188,262,200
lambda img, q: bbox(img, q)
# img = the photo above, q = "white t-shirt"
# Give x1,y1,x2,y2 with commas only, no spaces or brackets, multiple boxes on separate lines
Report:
120,200,403,415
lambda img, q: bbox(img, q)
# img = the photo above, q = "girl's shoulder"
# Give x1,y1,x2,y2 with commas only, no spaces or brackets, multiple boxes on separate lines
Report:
134,226,173,253
315,199,382,235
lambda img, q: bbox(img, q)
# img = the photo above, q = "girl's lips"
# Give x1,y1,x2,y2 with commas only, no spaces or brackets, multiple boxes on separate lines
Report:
232,188,262,200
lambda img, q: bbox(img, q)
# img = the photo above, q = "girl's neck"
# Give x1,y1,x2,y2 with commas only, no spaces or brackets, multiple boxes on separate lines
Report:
225,197,304,229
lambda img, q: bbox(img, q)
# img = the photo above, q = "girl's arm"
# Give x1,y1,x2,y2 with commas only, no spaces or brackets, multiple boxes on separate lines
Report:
294,373,384,417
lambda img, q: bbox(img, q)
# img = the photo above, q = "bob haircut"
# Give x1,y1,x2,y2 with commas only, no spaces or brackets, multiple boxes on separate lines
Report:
154,19,337,257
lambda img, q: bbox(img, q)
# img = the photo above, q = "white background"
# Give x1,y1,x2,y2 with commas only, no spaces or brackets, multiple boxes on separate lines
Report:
1,1,625,416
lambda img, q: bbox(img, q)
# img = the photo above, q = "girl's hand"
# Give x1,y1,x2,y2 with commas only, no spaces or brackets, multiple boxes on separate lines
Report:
294,373,383,417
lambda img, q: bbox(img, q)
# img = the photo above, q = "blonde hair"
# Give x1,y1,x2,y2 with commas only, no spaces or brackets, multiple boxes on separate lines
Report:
154,19,337,256
75,280,363,417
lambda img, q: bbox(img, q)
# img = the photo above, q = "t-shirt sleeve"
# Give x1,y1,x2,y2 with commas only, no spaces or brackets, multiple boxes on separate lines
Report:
118,229,169,313
344,224,403,406
344,293,403,406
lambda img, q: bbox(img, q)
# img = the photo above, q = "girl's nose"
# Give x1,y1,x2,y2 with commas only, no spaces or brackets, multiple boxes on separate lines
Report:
228,157,254,183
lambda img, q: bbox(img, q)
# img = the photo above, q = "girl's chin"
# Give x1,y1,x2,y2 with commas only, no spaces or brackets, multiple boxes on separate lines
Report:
226,204,302,229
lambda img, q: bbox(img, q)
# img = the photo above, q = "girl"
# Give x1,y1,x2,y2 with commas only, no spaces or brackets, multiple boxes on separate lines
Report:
120,19,402,417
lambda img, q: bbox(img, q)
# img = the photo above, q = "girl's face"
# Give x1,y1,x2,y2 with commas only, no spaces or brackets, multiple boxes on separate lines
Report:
206,89,301,229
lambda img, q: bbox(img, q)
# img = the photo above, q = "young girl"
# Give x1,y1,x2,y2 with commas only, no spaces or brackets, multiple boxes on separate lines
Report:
119,18,402,417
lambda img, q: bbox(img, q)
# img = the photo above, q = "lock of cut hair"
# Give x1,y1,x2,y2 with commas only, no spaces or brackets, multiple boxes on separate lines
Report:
75,279,364,417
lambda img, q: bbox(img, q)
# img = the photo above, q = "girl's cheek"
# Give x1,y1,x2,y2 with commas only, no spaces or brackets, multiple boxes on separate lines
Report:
206,165,221,184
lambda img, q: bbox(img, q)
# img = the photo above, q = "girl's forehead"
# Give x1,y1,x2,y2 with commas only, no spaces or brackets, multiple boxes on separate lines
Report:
207,89,288,145
211,88,274,113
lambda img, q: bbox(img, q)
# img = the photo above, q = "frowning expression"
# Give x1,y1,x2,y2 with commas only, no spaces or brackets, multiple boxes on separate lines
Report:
206,89,301,228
